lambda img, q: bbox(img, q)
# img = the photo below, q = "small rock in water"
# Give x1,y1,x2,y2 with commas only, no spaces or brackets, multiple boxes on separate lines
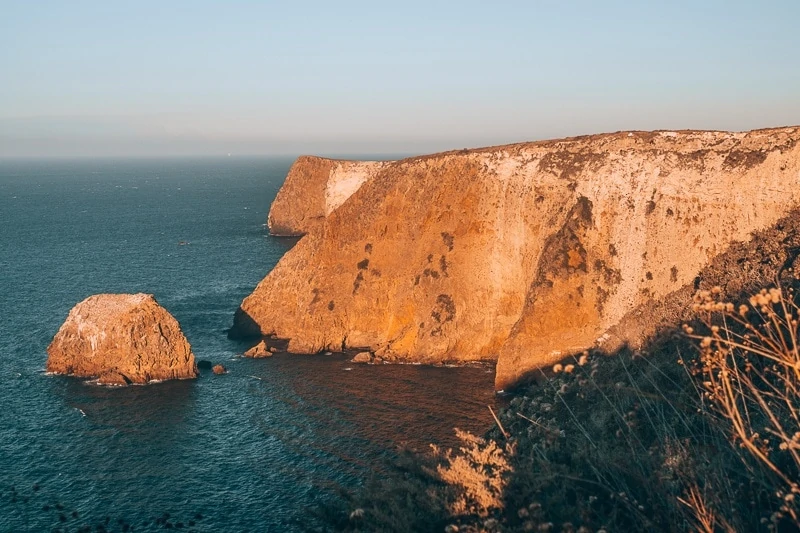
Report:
212,364,227,375
351,352,372,363
243,340,272,358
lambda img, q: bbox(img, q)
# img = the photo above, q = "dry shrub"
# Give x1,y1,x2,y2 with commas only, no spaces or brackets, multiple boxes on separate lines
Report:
677,482,735,533
431,428,514,518
687,284,800,528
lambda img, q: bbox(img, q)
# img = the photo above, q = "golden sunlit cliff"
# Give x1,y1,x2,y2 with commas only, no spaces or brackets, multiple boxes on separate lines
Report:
232,127,800,390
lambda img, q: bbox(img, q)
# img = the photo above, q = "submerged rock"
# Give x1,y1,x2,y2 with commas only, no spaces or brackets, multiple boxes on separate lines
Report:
232,127,800,390
243,340,272,358
47,293,197,384
197,360,214,371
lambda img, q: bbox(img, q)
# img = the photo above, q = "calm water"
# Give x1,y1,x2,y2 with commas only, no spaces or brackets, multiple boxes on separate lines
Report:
0,158,496,531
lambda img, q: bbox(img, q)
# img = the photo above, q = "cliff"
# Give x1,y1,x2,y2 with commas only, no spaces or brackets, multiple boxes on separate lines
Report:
233,127,800,390
268,156,392,236
47,293,197,384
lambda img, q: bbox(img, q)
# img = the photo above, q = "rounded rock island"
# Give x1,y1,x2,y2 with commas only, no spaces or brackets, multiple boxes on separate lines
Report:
47,293,197,384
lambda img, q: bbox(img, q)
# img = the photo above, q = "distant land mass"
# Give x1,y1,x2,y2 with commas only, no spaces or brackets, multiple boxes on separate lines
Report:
230,127,800,390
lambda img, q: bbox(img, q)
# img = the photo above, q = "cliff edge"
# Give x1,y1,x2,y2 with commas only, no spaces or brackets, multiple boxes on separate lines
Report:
268,156,392,236
47,293,197,384
234,127,800,390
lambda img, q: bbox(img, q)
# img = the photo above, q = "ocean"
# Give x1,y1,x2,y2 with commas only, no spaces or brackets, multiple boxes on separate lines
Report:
0,157,496,531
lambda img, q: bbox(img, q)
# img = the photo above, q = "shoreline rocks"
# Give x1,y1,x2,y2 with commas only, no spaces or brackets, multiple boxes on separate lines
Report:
243,340,273,357
47,293,197,385
351,352,372,363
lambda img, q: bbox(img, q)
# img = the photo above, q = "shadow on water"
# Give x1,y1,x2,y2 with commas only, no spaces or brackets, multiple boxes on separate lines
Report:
54,376,197,436
242,352,496,461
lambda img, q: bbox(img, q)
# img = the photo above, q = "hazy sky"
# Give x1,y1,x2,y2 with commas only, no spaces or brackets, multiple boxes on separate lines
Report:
2,0,799,157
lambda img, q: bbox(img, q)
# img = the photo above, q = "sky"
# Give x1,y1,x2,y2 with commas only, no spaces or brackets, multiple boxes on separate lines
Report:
1,0,799,157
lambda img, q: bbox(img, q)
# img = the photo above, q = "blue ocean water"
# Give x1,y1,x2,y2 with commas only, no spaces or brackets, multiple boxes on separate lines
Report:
0,158,495,531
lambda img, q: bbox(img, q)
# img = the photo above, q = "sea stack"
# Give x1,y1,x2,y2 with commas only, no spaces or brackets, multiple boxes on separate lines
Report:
231,127,800,391
47,293,197,384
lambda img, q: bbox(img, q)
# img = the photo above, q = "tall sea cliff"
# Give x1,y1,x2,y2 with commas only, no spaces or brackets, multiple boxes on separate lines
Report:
231,127,800,390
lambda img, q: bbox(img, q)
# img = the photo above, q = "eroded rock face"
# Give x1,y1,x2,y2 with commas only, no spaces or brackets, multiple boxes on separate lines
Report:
47,293,197,384
233,127,800,390
243,340,272,358
268,156,392,235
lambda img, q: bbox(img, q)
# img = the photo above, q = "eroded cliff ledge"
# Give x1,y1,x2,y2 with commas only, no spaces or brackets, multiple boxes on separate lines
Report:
47,293,197,384
268,156,392,236
234,127,800,390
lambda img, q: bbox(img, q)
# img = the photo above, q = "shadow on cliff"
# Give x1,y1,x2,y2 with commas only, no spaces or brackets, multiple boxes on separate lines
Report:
503,205,800,393
227,306,262,341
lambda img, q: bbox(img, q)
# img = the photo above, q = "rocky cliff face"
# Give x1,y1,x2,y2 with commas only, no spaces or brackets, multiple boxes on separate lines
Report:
267,156,392,236
234,127,800,390
47,293,197,384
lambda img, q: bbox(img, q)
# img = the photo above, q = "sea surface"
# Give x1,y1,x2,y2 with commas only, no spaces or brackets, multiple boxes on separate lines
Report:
0,157,496,531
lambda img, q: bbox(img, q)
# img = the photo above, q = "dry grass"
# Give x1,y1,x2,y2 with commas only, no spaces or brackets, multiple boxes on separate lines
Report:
431,429,514,518
678,483,735,533
686,284,800,528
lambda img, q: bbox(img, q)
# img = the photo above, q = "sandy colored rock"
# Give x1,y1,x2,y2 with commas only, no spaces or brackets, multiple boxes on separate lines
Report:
351,351,372,363
243,340,272,357
268,156,392,236
212,364,227,375
232,127,800,390
47,293,197,384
